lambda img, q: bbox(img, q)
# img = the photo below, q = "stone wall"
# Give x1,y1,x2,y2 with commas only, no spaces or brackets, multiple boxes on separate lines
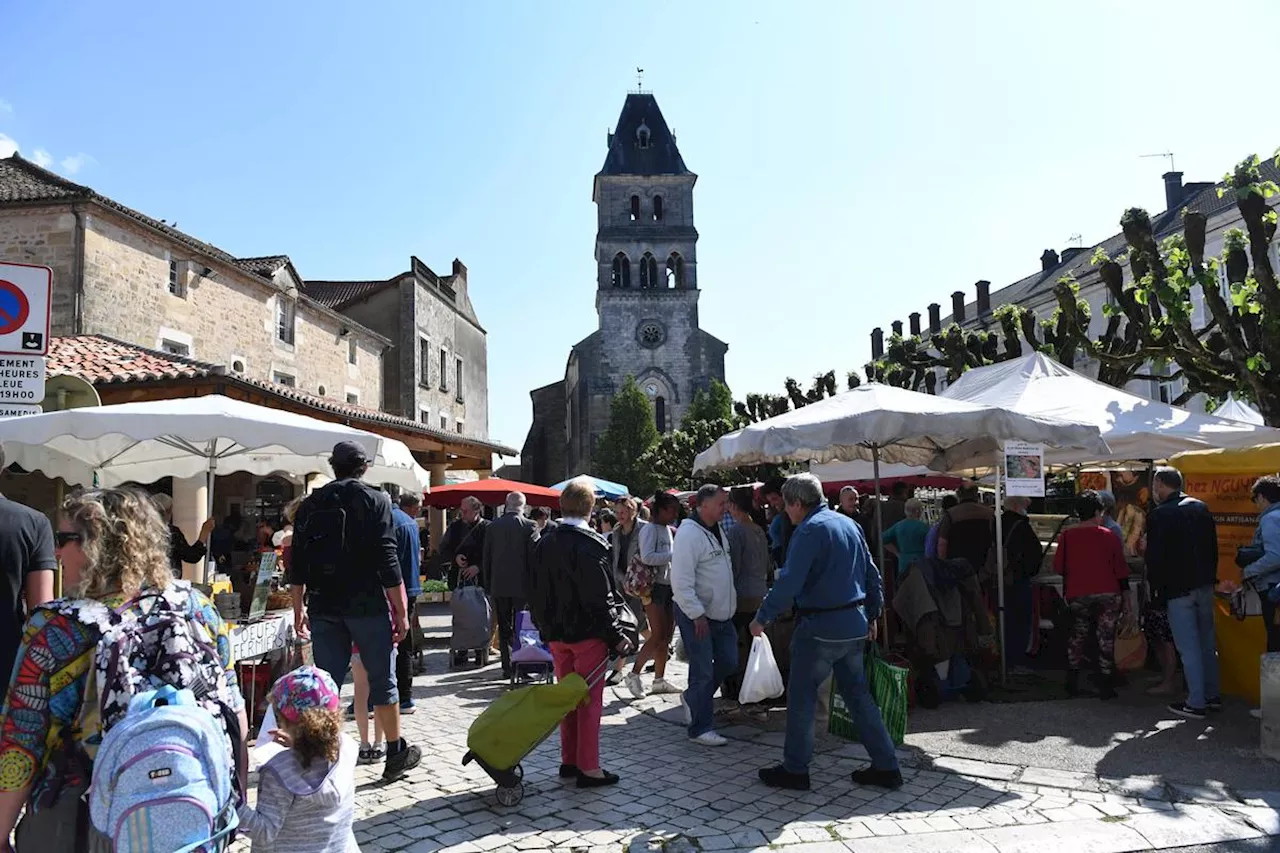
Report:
73,209,382,407
0,207,80,334
338,270,490,440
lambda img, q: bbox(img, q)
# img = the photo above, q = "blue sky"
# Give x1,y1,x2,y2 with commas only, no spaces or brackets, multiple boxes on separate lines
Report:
4,1,1280,461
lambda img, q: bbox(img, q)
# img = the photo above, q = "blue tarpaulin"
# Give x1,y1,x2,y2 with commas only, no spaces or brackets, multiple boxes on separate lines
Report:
551,474,631,500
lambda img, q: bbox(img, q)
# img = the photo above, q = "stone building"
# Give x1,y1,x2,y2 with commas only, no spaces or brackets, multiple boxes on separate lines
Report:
521,93,728,485
869,166,1280,408
0,153,513,553
0,154,386,406
304,255,490,441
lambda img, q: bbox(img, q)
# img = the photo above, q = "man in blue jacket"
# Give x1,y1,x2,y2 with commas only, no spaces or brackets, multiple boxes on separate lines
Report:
393,492,423,715
750,473,901,792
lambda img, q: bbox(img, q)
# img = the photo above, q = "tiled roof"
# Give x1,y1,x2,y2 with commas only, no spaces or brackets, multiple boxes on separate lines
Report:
46,335,517,457
236,255,292,277
940,160,1280,328
49,335,221,384
598,93,691,177
302,279,396,310
0,154,242,267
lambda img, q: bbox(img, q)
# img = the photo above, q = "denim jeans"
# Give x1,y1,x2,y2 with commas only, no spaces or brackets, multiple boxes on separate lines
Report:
785,627,899,776
675,606,738,737
311,611,399,706
1166,584,1221,709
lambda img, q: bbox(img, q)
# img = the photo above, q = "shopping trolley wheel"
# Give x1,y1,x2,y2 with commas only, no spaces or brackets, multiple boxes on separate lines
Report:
496,782,524,806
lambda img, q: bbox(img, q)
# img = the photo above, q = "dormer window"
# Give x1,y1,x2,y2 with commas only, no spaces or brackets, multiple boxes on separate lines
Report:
636,120,651,149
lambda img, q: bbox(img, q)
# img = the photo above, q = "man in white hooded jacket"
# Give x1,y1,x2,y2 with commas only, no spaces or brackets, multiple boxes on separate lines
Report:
670,484,738,746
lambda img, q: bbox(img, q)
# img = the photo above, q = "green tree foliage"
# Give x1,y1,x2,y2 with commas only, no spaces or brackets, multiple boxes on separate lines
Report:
682,379,735,428
594,375,660,496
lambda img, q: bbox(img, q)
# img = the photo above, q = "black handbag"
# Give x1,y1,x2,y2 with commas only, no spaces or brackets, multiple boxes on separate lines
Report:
1237,544,1265,569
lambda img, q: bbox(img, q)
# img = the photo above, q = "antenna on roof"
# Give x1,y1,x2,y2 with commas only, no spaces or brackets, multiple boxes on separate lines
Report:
1067,233,1083,248
1140,151,1176,172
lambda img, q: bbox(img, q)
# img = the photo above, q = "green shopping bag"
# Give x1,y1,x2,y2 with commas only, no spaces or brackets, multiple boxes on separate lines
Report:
827,643,910,746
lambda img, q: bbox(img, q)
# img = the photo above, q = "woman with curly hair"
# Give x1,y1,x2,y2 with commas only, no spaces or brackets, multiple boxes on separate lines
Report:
239,666,357,852
0,488,248,852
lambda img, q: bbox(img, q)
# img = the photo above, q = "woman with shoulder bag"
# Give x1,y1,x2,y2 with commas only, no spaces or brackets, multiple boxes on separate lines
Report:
1241,476,1280,654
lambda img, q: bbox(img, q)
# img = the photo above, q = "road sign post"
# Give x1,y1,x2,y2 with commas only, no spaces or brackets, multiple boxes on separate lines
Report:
0,262,52,357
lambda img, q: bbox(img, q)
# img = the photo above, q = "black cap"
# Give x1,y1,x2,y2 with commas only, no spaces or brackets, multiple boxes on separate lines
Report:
330,441,370,468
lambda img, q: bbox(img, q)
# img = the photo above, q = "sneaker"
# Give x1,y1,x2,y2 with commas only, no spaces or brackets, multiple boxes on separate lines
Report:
1168,702,1207,720
606,669,624,686
383,740,422,782
852,767,904,790
680,693,692,726
651,677,681,695
1206,697,1224,713
759,764,811,790
358,744,376,765
1251,708,1264,720
691,731,728,747
400,699,417,715
624,673,645,699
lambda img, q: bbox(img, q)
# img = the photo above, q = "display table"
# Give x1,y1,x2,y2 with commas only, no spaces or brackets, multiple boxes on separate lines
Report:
228,610,297,734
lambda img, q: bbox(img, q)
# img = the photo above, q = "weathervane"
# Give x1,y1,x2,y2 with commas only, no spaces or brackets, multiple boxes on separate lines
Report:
636,67,644,91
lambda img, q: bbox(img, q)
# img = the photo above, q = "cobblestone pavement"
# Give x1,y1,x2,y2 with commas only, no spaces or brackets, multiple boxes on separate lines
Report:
232,648,1280,852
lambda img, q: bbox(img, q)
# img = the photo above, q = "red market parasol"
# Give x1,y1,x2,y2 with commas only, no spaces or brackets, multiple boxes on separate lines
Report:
421,478,561,509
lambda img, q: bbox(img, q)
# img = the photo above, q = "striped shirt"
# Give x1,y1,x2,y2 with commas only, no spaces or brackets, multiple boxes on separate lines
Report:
238,734,359,852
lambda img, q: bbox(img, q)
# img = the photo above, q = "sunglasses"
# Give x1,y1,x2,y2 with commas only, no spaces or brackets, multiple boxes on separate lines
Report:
55,531,83,548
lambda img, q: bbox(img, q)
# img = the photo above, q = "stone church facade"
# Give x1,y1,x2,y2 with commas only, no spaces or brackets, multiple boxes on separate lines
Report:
521,93,728,486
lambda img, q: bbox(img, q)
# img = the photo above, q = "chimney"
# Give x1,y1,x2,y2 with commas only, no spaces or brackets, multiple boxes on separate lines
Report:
909,312,921,336
1060,247,1087,264
871,327,884,359
976,280,991,314
951,291,966,323
1041,249,1059,271
452,258,468,279
1163,171,1185,211
927,303,941,333
891,320,904,337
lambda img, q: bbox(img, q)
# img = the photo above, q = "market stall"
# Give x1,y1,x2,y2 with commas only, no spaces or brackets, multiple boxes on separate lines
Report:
422,478,560,508
551,474,630,500
693,381,1109,678
1169,443,1280,703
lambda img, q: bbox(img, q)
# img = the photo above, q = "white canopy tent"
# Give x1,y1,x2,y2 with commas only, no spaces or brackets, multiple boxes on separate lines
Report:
693,382,1109,680
940,353,1280,469
0,394,430,523
1213,395,1266,426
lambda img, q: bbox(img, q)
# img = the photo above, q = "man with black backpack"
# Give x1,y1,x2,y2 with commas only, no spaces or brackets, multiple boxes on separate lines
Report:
289,441,423,782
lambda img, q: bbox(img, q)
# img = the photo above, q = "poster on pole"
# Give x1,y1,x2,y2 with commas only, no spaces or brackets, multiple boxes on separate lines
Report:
1004,441,1045,497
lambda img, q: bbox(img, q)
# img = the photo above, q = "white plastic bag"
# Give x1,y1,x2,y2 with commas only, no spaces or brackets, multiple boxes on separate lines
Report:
739,634,785,704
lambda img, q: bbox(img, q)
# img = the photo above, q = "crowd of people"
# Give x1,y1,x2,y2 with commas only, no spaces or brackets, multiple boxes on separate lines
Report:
0,439,1276,850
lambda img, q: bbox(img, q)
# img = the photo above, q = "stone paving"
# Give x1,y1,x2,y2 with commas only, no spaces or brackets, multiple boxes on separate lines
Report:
232,648,1280,852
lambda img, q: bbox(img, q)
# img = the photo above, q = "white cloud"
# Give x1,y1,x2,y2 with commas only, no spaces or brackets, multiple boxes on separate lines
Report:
0,134,17,158
0,99,11,118
31,148,52,168
59,153,92,175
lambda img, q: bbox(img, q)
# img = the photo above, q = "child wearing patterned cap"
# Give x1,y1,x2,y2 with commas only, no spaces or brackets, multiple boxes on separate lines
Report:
237,666,359,852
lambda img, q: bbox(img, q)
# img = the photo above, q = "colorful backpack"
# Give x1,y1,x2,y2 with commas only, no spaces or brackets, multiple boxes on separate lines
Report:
83,585,242,851
89,685,238,852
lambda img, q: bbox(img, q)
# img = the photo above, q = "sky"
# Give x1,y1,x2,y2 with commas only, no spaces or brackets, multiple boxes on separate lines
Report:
4,1,1280,463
